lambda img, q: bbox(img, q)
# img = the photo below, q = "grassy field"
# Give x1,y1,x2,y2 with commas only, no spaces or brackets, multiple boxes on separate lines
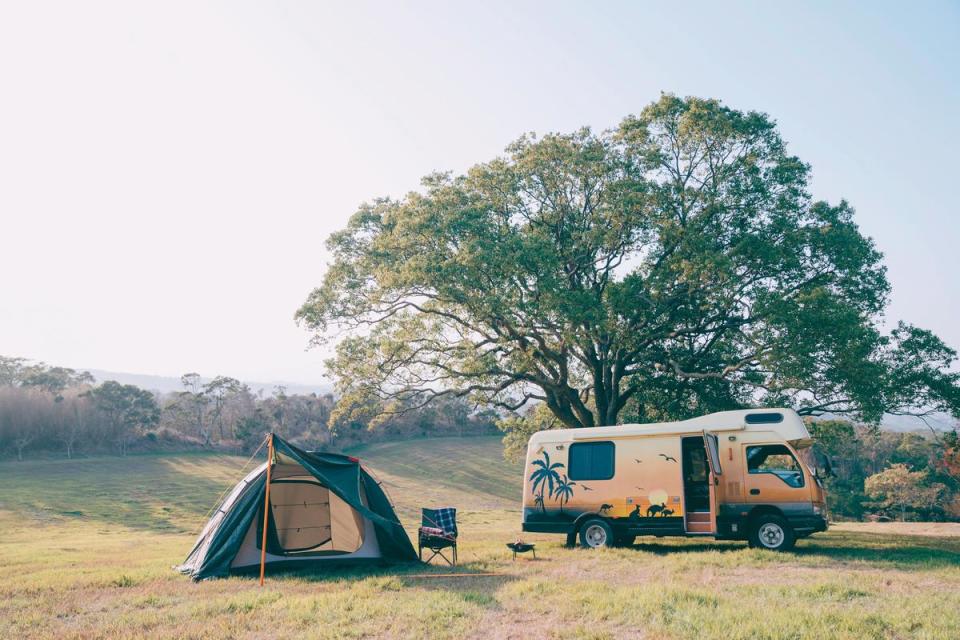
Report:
1,436,959,639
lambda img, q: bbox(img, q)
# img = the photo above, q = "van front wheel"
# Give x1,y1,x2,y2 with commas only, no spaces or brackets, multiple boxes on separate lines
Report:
749,515,796,551
579,519,614,549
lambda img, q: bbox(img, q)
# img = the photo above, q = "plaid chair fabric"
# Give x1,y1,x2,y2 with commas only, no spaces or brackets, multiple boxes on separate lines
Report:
419,507,458,565
432,508,457,536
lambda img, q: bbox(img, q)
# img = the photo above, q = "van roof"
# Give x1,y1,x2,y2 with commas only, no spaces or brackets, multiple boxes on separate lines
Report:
528,408,812,446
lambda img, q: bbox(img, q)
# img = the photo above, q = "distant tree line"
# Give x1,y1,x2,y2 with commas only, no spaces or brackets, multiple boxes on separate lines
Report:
0,356,498,460
808,420,960,522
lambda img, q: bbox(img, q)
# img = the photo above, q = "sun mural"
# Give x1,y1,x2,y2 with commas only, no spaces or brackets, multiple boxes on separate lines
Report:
648,488,668,506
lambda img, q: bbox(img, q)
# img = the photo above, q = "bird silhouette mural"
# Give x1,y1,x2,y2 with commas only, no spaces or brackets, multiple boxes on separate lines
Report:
581,485,594,491
634,458,643,464
658,453,678,463
635,486,646,492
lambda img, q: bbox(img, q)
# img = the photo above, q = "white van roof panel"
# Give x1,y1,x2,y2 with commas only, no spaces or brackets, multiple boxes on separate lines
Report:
528,408,811,445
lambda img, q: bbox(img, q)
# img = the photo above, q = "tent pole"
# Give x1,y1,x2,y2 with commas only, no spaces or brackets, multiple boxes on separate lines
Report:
258,433,274,587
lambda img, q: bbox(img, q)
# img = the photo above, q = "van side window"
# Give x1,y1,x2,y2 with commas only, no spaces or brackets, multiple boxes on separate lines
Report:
568,441,615,481
746,445,805,488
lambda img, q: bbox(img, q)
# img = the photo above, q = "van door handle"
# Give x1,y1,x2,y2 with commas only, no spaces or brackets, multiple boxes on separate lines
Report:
749,489,760,495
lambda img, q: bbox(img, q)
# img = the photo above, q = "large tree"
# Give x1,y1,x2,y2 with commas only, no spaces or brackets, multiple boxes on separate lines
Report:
297,95,960,429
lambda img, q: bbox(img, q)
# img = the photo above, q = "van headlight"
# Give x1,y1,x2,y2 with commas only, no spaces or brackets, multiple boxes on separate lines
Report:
812,505,823,515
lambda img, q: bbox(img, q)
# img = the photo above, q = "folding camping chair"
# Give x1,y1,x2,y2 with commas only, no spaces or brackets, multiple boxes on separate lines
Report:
418,507,458,565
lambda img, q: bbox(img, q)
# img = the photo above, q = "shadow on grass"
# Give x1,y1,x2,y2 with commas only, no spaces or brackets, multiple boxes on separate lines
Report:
793,536,960,570
629,541,745,555
262,560,517,604
624,532,960,571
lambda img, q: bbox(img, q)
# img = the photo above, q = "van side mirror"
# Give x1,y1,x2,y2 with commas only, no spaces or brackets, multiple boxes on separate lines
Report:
808,448,833,479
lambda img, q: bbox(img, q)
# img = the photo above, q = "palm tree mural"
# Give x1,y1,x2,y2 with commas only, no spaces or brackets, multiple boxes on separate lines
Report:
529,450,564,513
554,474,576,513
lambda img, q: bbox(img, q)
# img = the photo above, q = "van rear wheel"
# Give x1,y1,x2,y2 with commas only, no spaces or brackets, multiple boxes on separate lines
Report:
579,519,614,549
749,515,795,551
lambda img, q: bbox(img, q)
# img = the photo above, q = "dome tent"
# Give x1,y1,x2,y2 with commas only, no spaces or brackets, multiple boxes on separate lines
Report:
178,434,416,581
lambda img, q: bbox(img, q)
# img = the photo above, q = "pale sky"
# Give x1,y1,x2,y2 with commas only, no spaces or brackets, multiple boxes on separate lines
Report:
1,1,958,385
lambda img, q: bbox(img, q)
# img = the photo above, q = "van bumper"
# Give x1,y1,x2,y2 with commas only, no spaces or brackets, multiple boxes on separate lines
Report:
790,514,828,535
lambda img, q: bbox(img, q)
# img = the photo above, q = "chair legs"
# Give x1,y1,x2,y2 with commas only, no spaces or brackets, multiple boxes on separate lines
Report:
420,544,457,566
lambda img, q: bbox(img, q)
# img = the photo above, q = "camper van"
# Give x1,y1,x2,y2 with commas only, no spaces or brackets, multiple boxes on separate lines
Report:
521,408,828,551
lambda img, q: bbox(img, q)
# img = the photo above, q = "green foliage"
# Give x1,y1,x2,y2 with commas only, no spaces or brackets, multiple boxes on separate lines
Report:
234,409,269,451
0,354,497,460
0,355,94,398
299,95,960,428
807,419,959,521
86,381,161,455
938,429,960,485
497,403,561,462
203,376,243,440
21,366,94,397
865,463,947,522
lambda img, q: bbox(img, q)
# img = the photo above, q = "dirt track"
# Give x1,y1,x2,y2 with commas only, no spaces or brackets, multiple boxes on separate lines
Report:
831,522,960,537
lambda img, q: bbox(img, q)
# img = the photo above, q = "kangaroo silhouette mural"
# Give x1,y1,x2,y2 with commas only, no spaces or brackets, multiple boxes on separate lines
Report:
628,502,678,520
646,503,667,517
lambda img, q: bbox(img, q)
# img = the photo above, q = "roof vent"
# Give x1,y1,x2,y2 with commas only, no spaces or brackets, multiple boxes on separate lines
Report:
745,412,783,424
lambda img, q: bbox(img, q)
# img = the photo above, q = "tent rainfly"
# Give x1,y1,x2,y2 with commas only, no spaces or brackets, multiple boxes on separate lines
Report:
178,434,417,581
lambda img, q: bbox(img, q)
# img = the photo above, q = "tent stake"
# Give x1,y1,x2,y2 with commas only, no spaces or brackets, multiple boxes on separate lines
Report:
258,433,274,586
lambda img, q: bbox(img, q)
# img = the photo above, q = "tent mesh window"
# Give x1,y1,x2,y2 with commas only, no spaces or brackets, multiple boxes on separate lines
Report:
270,480,333,552
258,471,366,556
